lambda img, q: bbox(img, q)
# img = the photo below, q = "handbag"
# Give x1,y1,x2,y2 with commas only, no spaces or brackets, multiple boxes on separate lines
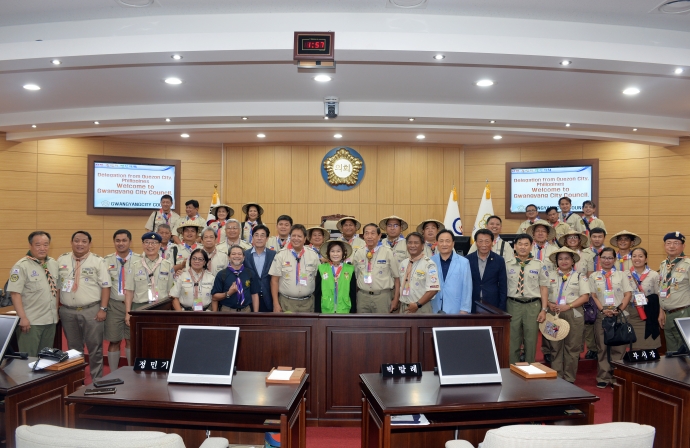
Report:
602,311,636,362
582,296,597,324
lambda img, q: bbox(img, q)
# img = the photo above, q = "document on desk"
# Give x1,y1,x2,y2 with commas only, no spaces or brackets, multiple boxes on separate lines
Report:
267,369,294,381
28,359,57,370
516,365,546,375
391,414,430,425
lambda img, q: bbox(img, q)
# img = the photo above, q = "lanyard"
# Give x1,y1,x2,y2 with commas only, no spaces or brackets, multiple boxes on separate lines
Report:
557,270,573,304
291,248,305,285
331,263,342,306
142,256,163,299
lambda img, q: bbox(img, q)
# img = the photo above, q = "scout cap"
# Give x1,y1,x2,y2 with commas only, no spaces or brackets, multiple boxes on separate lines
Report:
379,215,409,232
526,219,557,242
142,232,162,242
320,239,354,261
416,219,445,234
664,231,686,243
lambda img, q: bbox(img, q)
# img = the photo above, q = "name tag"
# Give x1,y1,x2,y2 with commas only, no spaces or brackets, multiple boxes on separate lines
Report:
634,293,647,306
529,270,538,275
661,291,668,298
62,279,74,292
604,290,615,306
377,260,386,264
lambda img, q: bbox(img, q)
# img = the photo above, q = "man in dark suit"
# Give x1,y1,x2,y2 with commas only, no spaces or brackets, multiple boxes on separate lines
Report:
243,224,276,312
466,228,507,312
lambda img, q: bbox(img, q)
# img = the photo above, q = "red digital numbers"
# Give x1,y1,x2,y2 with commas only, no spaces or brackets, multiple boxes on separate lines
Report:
304,40,326,50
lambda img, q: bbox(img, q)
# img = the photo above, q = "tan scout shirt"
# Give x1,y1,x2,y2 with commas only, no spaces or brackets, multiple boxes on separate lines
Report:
398,257,440,304
505,258,549,299
352,245,401,291
469,237,515,263
207,221,227,244
382,237,409,265
628,269,660,297
171,214,203,235
104,252,141,302
531,242,558,272
266,236,291,252
268,247,320,297
125,256,175,303
57,253,110,307
339,236,366,262
6,257,59,325
145,210,181,233
552,222,572,241
217,239,252,254
589,270,633,310
574,217,606,234
546,270,590,305
572,250,594,277
658,257,690,311
165,243,201,266
561,212,582,229
615,253,634,273
184,249,228,277
517,219,540,234
169,269,215,309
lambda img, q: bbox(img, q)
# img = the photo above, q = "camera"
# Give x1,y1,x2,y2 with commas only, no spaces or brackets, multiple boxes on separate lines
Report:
324,97,338,119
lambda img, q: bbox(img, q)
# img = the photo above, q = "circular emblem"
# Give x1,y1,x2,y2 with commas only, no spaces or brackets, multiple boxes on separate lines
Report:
321,147,365,190
452,218,463,235
101,200,110,206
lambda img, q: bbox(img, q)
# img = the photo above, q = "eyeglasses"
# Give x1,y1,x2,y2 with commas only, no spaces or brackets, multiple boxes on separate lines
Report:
566,236,581,240
600,257,616,260
143,241,160,246
386,224,400,228
190,257,206,262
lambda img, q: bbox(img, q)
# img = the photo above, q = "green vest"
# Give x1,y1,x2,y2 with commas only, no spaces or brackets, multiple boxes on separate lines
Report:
317,263,354,314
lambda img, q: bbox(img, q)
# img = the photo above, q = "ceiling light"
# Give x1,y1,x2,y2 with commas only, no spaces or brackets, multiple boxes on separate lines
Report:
93,121,100,125
31,125,37,128
180,133,190,138
659,0,690,14
489,120,496,124
633,128,638,131
476,79,494,87
165,118,171,122
23,84,40,91
493,135,502,140
409,118,415,121
51,59,61,65
433,54,445,60
565,123,571,127
257,133,266,138
334,134,342,139
164,77,182,85
117,0,154,6
675,68,684,74
416,134,425,140
314,75,332,82
171,54,183,60
242,117,248,120
560,60,572,66
623,87,640,95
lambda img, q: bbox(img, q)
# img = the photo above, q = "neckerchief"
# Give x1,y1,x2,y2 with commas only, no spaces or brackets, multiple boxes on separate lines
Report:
115,250,132,295
662,254,686,296
561,211,575,222
557,269,573,304
515,256,533,296
214,220,226,243
204,248,217,272
228,264,245,305
160,241,173,259
25,253,57,298
307,244,321,256
291,248,305,285
245,221,257,243
183,242,198,252
142,256,163,300
602,267,616,291
184,214,200,222
71,253,89,292
533,242,548,261
590,246,603,270
426,242,437,253
403,254,424,293
188,268,203,301
617,251,631,271
582,215,597,235
630,266,650,293
340,235,357,245
386,235,405,249
159,209,170,225
366,243,382,272
331,262,343,306
278,236,290,250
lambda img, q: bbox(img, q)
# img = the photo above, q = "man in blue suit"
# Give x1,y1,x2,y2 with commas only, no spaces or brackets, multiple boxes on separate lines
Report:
243,224,276,312
466,228,507,312
431,229,472,314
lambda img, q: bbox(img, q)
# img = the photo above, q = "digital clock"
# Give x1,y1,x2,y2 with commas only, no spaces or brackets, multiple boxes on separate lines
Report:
293,32,335,61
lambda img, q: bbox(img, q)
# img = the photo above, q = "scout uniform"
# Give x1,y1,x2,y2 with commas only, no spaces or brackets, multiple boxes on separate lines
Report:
545,248,590,383
574,216,606,235
610,230,642,274
125,255,175,304
159,241,175,261
268,246,320,312
379,216,410,265
517,218,540,234
306,226,327,261
590,267,634,385
57,252,111,380
551,221,572,242
468,236,515,263
207,204,235,245
397,256,440,314
6,255,59,356
557,231,594,277
168,220,205,266
527,220,558,272
416,219,445,258
560,211,582,230
240,202,264,243
184,248,229,277
145,209,180,234
336,217,365,256
266,236,292,252
506,256,549,364
217,239,252,254
103,251,141,343
171,213,203,236
352,244,401,313
628,267,661,350
169,268,216,311
658,232,690,352
316,241,356,314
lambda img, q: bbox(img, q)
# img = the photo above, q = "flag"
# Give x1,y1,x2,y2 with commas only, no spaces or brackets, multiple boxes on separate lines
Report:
443,186,463,236
472,182,494,242
206,185,220,224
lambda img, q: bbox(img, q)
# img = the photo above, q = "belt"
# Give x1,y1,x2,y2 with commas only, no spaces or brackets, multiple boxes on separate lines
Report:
362,290,386,296
61,301,100,311
182,304,213,311
508,297,540,304
666,304,690,314
280,293,312,301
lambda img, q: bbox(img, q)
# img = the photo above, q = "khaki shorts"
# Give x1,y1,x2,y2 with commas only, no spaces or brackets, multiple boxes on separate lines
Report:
104,300,148,342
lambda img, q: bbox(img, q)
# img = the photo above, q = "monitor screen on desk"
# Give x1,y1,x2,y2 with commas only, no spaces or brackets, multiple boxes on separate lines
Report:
674,317,690,352
0,315,18,361
433,326,502,385
168,326,239,385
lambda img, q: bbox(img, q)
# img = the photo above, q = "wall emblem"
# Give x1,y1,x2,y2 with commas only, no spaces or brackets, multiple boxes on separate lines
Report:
321,147,365,190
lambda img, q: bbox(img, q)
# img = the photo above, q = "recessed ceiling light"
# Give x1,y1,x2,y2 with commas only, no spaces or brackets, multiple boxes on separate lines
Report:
31,125,37,128
242,117,248,120
560,60,572,66
633,128,638,131
493,135,503,140
334,134,342,139
489,120,496,124
51,59,61,65
314,75,332,82
171,54,183,60
165,118,171,122
433,54,445,60
23,84,40,91
675,68,684,75
180,133,190,138
408,118,415,121
257,133,266,138
93,121,100,125
476,79,494,87
416,134,425,140
565,123,571,127
164,77,182,85
623,87,640,95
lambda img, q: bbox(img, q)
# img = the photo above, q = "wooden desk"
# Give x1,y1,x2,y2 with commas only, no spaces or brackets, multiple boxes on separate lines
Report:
66,367,308,448
613,357,690,448
130,300,511,425
360,370,598,448
0,357,85,448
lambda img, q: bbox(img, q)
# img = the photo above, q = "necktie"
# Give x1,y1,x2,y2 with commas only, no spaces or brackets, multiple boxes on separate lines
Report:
25,255,57,298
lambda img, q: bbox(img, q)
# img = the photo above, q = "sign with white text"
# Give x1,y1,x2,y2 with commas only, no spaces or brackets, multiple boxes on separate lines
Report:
93,162,176,210
509,166,593,213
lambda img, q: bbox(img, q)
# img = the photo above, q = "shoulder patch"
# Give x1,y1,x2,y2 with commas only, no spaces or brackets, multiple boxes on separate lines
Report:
9,274,19,282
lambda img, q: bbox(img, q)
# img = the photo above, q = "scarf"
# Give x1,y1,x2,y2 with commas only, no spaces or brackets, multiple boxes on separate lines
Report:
71,253,89,292
366,243,382,272
159,209,170,225
115,250,132,296
214,220,226,243
277,236,291,250
228,264,245,305
204,248,217,273
617,251,631,271
25,253,57,299
331,262,343,306
141,256,163,301
590,246,603,270
662,254,686,296
183,242,198,252
533,242,548,261
386,235,405,249
515,256,533,296
245,221,257,243
291,248,305,285
426,241,437,253
557,269,573,305
188,268,203,303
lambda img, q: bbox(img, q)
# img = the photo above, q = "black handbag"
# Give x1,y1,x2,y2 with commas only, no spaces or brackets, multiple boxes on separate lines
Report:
582,296,597,324
602,312,637,362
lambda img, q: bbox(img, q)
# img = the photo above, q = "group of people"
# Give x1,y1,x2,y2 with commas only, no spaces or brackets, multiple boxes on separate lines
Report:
6,194,689,388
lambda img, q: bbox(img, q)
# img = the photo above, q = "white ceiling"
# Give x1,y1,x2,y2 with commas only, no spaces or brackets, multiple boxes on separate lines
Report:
0,0,689,146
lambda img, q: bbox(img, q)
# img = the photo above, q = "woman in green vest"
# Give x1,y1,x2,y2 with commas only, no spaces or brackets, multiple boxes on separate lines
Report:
314,240,357,314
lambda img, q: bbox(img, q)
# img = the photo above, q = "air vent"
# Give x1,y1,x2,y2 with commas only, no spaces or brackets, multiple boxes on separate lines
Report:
116,0,154,7
386,0,428,9
652,0,690,14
